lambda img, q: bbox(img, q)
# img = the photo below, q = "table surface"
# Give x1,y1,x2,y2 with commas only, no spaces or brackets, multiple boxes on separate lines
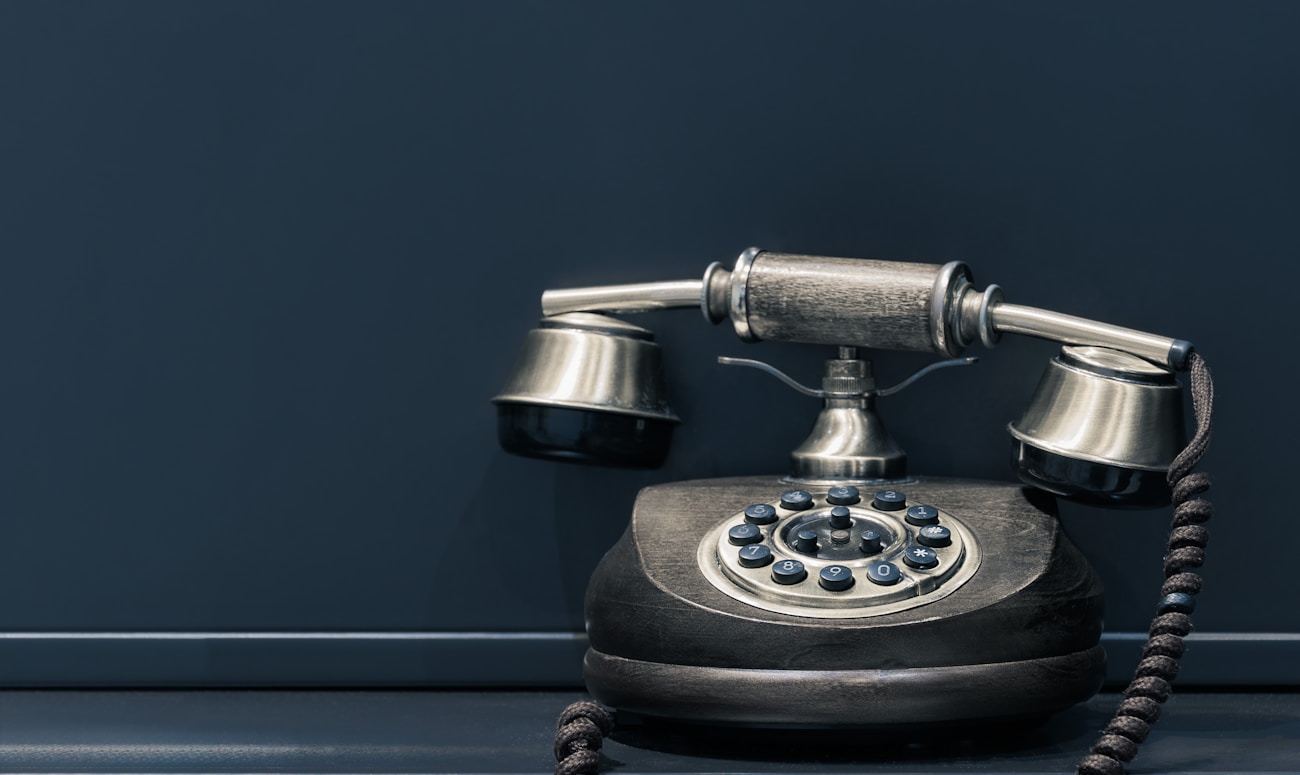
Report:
0,689,1295,774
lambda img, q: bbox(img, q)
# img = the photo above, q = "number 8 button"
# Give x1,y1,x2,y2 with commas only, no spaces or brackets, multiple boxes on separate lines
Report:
772,559,807,585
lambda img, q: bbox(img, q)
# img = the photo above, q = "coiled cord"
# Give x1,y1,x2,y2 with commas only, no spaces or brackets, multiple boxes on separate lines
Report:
553,701,614,775
1077,352,1214,775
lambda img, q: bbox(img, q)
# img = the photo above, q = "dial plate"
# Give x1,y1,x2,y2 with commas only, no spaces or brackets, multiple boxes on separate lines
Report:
697,488,981,619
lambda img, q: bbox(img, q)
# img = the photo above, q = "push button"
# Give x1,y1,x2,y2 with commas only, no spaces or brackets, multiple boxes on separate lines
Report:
917,524,951,547
792,529,819,554
772,559,807,585
728,523,763,546
859,530,883,555
865,561,902,585
826,486,861,506
780,490,814,511
872,490,906,511
737,544,774,568
818,564,855,591
828,506,853,529
743,503,778,525
905,505,940,526
902,545,940,569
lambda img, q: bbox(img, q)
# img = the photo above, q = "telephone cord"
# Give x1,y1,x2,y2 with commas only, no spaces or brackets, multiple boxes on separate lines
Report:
1076,351,1214,775
553,354,1215,775
553,701,614,775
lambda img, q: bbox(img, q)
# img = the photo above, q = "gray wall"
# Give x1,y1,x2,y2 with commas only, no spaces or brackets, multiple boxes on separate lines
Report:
0,1,1295,685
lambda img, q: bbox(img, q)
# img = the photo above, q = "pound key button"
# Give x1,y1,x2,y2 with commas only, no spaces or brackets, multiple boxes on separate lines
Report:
772,559,808,585
905,505,940,526
727,523,764,546
743,503,779,525
917,524,952,547
872,490,907,511
780,490,814,511
737,544,774,568
818,564,855,591
902,545,940,570
865,561,902,586
826,486,861,506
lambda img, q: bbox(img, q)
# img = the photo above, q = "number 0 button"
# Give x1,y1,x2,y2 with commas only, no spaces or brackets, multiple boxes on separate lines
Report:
772,559,807,585
866,562,902,585
818,564,855,591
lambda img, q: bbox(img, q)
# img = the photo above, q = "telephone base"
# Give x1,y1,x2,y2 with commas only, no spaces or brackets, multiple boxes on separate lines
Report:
585,645,1105,728
583,475,1106,729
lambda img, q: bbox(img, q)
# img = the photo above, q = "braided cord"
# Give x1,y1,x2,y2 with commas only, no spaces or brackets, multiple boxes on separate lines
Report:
1077,352,1215,775
553,701,614,775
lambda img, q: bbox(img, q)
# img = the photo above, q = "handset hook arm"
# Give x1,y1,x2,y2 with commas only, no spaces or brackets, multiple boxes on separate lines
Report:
717,356,977,399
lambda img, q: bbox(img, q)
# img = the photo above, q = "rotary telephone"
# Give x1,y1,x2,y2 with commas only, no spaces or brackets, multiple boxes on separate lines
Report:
492,248,1214,775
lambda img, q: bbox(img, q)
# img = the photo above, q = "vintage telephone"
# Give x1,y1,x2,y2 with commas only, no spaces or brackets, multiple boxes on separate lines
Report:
492,249,1213,774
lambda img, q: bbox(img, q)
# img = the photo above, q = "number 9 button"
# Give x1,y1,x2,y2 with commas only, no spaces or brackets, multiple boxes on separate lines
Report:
818,564,854,591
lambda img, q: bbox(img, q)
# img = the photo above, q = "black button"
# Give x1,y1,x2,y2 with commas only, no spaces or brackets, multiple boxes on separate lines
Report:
873,489,906,511
905,505,940,526
772,559,807,585
917,524,951,547
829,506,853,529
780,490,814,511
826,486,861,506
902,545,939,569
728,523,763,546
792,528,819,554
818,564,855,591
865,561,902,585
859,530,883,555
737,544,774,568
743,503,778,525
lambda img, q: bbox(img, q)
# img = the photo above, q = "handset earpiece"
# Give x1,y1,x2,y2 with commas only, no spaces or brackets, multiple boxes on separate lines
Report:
491,312,679,468
1009,345,1187,507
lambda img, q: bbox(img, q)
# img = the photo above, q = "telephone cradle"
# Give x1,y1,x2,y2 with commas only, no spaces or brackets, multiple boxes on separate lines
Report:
493,248,1214,772
584,476,1104,729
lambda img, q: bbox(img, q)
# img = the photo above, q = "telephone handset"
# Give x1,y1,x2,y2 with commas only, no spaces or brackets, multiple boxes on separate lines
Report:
492,249,1214,774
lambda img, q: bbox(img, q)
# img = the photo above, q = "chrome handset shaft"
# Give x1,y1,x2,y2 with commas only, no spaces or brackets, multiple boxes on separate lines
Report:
541,280,703,316
987,303,1189,371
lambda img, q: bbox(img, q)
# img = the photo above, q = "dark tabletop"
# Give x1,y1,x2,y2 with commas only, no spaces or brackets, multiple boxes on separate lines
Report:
0,689,1295,774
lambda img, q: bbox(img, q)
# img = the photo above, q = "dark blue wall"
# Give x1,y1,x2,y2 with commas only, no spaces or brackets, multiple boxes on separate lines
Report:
0,1,1294,685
